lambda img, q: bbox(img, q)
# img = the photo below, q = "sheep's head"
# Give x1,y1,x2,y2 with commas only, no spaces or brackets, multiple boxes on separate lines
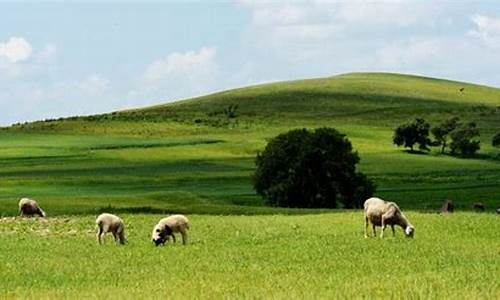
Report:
405,226,415,238
152,224,172,246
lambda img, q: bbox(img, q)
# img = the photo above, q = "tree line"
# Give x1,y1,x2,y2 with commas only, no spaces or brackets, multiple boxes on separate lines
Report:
393,117,500,157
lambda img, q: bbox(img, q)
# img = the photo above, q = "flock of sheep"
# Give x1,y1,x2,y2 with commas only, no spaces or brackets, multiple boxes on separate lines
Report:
18,196,417,244
19,197,190,246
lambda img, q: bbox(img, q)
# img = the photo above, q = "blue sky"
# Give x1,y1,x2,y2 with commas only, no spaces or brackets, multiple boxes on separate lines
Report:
1,1,500,125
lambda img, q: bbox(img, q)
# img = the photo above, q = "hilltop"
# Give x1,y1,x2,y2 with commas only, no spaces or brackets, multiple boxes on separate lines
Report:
1,72,500,214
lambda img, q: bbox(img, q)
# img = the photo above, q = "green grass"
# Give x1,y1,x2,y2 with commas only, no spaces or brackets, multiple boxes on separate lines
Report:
1,213,498,298
2,72,500,214
1,72,499,298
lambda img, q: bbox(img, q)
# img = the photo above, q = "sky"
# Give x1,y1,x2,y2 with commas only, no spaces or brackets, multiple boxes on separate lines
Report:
1,1,500,126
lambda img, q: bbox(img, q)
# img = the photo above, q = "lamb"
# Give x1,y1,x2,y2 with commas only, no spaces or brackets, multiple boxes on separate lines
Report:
18,198,46,217
364,197,414,238
151,214,189,246
95,213,126,245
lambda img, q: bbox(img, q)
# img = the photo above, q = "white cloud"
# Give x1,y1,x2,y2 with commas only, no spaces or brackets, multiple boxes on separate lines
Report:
54,74,110,97
469,14,500,49
131,46,219,103
142,46,217,83
0,37,33,63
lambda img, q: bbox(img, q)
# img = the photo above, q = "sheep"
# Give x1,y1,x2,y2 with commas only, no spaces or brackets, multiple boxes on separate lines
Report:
18,198,46,218
96,213,126,245
473,202,485,212
440,199,454,213
151,214,189,246
364,197,414,238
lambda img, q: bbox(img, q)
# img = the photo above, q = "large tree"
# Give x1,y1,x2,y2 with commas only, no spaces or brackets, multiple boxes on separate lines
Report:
393,118,431,152
450,122,480,156
254,128,374,208
431,116,460,154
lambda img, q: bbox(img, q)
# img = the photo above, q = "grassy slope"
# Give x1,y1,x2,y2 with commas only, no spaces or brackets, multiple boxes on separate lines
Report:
1,213,499,298
1,72,500,215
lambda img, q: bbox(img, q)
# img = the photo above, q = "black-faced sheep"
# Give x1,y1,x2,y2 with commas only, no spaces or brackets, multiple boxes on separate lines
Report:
364,197,414,238
96,213,126,245
18,198,46,217
151,214,189,246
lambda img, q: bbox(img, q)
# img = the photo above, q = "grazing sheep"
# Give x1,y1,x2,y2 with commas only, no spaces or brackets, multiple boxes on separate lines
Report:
473,202,485,212
18,198,46,217
496,207,500,214
96,213,126,245
440,199,454,213
364,197,414,238
151,214,189,246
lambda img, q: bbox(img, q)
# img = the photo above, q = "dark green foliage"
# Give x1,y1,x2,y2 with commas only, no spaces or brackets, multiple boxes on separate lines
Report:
493,132,500,148
393,118,431,152
254,128,374,208
223,104,239,118
431,117,460,154
450,122,480,156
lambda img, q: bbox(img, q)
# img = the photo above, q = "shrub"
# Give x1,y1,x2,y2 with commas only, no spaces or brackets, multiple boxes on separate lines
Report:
493,132,500,148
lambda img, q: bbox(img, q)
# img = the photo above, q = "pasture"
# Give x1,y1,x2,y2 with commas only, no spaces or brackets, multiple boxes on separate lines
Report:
0,73,499,297
1,213,499,298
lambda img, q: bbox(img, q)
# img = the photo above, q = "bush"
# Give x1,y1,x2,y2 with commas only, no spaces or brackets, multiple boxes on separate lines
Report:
393,118,431,152
493,132,500,148
254,128,375,208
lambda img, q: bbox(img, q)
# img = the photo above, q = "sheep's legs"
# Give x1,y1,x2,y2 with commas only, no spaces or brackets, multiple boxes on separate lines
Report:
380,218,387,238
391,225,395,237
171,234,176,243
364,216,369,238
180,230,188,245
96,227,104,245
372,225,377,237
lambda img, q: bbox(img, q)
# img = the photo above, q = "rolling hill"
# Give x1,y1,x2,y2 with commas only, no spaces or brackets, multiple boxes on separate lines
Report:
1,72,500,215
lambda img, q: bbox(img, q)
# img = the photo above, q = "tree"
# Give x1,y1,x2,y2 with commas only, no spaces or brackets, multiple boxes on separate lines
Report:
254,128,375,208
431,117,460,154
493,132,500,148
450,122,480,156
393,118,431,152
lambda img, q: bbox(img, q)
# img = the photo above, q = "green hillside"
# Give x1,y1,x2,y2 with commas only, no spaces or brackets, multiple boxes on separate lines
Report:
1,72,500,215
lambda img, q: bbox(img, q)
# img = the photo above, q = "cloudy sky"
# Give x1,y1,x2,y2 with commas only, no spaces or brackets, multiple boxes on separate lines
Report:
1,1,500,125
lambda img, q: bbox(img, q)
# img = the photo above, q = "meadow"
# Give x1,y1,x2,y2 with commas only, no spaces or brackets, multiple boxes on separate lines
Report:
0,73,499,298
1,213,498,298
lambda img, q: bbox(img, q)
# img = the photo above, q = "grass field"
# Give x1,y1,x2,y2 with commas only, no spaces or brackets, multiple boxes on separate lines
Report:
1,72,499,298
1,73,500,214
1,213,499,298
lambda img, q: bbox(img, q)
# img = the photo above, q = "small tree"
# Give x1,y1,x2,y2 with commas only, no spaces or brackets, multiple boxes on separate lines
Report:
431,117,460,154
450,122,480,156
393,118,431,152
254,128,375,208
493,132,500,148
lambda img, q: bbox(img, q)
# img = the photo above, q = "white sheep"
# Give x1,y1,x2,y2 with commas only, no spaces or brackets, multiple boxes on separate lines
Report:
364,197,414,238
18,198,46,218
151,214,189,246
96,213,126,245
